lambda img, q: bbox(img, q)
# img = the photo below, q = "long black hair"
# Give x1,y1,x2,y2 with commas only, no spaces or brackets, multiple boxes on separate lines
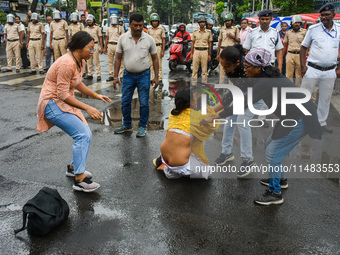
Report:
220,44,245,64
171,86,193,116
262,66,281,78
67,31,94,52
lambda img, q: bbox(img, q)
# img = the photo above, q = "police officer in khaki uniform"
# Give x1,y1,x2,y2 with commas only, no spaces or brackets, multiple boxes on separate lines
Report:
217,13,240,82
104,14,124,82
69,12,84,38
50,10,68,60
27,12,45,74
147,13,165,101
283,15,306,86
3,14,23,73
84,14,103,81
191,16,212,83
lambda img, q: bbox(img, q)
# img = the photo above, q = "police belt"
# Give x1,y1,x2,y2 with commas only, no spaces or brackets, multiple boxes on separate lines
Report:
108,42,117,45
156,43,162,46
7,39,19,42
308,62,337,71
94,41,98,44
30,38,41,41
126,68,150,76
195,47,208,51
288,50,300,54
53,37,65,40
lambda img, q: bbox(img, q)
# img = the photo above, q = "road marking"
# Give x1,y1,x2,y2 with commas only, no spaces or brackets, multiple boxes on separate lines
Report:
0,74,45,86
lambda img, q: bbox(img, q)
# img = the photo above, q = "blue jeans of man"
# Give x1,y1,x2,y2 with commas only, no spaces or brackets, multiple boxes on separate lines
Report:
45,46,54,69
266,118,306,193
44,100,92,175
221,100,264,159
121,69,151,128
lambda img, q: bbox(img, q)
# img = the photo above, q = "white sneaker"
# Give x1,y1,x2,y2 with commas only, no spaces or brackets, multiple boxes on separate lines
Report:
72,177,100,192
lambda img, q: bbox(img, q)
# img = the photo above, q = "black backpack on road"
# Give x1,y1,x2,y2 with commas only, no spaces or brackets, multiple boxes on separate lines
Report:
14,187,69,236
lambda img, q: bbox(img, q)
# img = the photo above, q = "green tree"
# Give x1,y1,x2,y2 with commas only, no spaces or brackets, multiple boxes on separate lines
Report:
271,0,315,16
46,8,53,18
152,0,199,25
0,10,6,24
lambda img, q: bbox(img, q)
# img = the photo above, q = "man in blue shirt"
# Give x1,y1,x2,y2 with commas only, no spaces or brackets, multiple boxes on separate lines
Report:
0,21,4,43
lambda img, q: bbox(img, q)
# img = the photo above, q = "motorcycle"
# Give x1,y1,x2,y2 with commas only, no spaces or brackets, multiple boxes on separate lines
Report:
208,42,219,75
168,37,192,72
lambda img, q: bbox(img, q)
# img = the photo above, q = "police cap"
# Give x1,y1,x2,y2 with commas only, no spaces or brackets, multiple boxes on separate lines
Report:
258,10,273,17
319,3,335,13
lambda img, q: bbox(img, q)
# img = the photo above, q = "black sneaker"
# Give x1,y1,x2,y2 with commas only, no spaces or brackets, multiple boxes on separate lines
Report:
84,75,93,79
254,189,284,205
3,69,11,73
237,159,256,178
97,76,101,81
215,153,235,165
66,165,92,179
39,70,45,74
153,155,162,168
16,69,20,73
106,77,114,81
114,125,133,134
260,178,288,189
72,177,100,192
28,70,36,75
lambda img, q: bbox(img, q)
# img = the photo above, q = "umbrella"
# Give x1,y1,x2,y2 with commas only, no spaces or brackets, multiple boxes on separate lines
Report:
270,17,292,31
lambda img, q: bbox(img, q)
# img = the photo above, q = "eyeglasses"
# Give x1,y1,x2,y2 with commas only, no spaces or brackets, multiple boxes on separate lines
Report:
244,65,253,70
86,46,96,53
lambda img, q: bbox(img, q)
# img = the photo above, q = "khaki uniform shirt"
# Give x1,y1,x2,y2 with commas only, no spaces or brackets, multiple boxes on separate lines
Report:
84,25,102,42
147,26,165,44
50,20,68,39
28,23,45,39
192,29,212,48
4,23,23,40
219,26,240,47
69,23,84,37
106,25,124,42
284,28,307,52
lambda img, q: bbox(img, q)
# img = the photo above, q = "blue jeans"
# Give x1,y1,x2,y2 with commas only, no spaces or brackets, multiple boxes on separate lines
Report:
266,118,306,193
44,100,92,174
221,100,263,159
45,46,54,69
121,69,151,128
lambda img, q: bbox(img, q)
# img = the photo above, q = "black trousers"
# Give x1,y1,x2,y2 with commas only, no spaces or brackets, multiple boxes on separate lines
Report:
21,43,30,68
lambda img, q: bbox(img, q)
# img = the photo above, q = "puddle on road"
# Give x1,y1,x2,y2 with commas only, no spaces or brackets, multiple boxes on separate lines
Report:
93,203,126,219
88,79,194,131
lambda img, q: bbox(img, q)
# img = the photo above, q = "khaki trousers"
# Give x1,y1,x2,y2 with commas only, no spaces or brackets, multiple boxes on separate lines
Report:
192,50,208,82
28,40,43,71
150,45,163,80
6,41,21,70
286,52,302,87
53,39,67,60
219,49,226,82
107,44,123,77
87,43,101,76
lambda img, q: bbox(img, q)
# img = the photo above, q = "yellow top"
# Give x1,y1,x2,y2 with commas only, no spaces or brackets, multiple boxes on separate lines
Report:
167,108,190,133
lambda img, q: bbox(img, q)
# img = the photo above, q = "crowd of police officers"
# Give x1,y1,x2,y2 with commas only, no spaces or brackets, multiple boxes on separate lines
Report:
2,4,339,134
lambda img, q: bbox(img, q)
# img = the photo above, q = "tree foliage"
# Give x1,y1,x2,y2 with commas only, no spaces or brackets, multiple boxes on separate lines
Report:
271,0,316,16
152,0,200,25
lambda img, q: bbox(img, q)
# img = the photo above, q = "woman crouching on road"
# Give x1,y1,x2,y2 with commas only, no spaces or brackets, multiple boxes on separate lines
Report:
153,86,218,179
203,48,322,205
36,31,112,192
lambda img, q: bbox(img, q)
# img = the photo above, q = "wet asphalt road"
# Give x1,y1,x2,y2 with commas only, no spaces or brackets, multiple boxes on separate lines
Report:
1,43,340,255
